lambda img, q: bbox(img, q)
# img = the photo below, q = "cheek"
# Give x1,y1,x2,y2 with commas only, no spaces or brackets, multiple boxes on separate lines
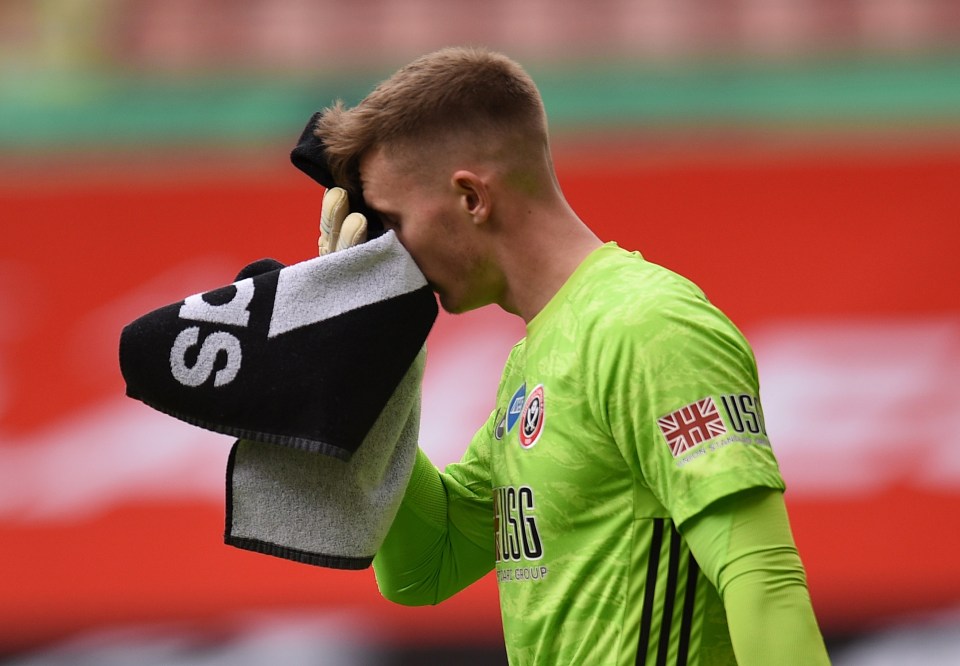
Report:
399,220,441,266
398,214,469,286
393,229,435,280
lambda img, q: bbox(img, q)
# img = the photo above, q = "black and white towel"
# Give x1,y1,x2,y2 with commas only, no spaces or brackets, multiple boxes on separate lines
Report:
119,231,437,568
290,111,383,237
224,347,424,569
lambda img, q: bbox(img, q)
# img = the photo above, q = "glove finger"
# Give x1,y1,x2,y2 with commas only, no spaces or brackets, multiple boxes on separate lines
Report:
319,187,350,255
337,212,368,252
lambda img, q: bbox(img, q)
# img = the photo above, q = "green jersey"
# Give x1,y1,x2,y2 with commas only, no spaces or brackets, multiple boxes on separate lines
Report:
444,243,784,665
374,243,789,664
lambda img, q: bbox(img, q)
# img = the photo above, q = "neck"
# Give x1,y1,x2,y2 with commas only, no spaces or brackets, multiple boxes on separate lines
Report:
494,197,603,323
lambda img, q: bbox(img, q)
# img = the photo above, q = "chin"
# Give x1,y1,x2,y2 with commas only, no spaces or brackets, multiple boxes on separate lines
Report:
435,289,464,314
438,294,466,314
438,291,486,315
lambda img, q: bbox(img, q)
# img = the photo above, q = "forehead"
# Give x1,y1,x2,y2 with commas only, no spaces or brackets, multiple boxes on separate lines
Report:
359,146,406,210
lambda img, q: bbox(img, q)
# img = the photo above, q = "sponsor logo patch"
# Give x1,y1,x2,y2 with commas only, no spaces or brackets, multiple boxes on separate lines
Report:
506,383,526,433
720,394,767,436
657,396,727,457
518,384,545,448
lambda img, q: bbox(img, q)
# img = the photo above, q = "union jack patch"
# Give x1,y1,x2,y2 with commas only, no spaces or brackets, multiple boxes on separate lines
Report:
657,396,727,457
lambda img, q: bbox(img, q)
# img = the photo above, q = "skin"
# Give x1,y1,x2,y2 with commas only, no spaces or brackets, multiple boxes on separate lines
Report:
359,133,603,323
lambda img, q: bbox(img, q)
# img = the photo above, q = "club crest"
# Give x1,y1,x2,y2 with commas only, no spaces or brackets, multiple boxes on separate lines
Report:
518,384,545,448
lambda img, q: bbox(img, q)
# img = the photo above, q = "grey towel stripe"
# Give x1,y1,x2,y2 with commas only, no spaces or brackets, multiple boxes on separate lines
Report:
268,231,427,338
226,349,425,568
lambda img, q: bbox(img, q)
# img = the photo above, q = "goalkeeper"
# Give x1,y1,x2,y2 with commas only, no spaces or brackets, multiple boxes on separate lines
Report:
315,47,831,665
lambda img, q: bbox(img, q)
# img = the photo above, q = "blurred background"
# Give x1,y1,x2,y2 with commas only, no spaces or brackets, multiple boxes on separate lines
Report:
1,0,959,664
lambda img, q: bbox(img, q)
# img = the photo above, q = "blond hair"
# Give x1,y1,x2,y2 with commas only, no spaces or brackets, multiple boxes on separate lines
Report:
316,47,548,193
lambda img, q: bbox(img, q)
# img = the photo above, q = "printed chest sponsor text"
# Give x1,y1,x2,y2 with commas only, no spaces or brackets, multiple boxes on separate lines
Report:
494,485,548,584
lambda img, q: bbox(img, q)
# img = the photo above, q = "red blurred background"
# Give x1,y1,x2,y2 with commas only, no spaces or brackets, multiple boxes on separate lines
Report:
2,1,959,664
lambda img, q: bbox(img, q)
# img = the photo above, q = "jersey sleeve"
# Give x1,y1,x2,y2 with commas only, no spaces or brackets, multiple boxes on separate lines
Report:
680,488,831,665
373,411,495,605
590,288,785,526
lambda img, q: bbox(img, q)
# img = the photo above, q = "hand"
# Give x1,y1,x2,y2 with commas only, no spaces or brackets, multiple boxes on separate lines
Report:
319,187,368,255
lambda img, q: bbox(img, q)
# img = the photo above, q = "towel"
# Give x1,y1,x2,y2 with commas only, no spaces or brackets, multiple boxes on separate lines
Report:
225,347,423,569
119,231,437,568
120,231,435,460
290,111,383,238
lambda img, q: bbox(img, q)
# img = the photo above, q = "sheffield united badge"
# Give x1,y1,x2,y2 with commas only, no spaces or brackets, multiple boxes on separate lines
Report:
518,384,545,448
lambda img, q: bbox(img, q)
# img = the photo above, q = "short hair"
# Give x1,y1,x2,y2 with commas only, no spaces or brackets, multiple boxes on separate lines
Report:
316,46,548,193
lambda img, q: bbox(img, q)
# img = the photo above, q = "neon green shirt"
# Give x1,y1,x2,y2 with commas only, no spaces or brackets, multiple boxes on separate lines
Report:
376,243,788,665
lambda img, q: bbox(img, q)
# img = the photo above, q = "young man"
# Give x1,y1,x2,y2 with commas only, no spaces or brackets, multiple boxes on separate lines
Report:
314,47,831,665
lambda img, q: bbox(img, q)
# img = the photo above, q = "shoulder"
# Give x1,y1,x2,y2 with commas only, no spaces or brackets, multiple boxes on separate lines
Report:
570,247,720,337
570,248,755,376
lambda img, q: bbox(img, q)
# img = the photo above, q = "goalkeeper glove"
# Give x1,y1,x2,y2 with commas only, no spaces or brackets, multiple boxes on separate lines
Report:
319,186,368,255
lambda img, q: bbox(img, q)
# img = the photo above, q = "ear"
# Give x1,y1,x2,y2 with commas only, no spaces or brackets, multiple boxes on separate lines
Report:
451,170,490,224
